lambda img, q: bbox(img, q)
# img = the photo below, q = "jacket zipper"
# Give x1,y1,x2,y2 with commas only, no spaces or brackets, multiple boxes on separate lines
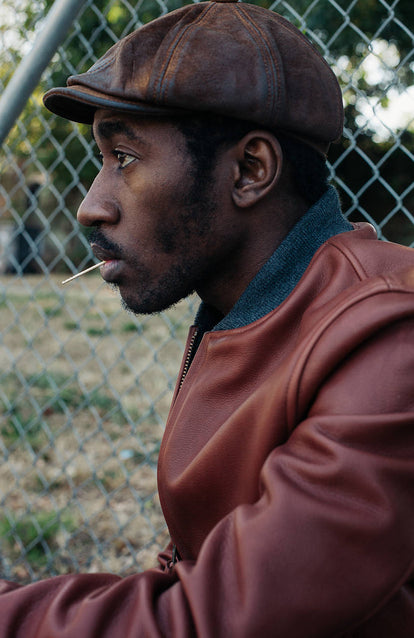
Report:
168,328,199,569
178,327,198,392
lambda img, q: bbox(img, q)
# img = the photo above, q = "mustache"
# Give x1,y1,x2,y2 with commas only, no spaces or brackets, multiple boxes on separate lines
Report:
88,229,125,259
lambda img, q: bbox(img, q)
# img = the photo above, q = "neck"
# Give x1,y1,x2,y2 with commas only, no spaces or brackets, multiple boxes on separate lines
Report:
196,185,353,332
197,196,307,316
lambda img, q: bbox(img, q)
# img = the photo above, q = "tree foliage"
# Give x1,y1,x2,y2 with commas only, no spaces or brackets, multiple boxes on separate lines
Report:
2,0,413,244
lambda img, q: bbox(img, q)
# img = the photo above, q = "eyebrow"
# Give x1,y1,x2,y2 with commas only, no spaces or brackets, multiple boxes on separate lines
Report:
94,119,147,145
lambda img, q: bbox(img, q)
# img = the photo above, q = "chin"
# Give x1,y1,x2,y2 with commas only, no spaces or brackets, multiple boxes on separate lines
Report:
118,273,196,316
119,290,178,316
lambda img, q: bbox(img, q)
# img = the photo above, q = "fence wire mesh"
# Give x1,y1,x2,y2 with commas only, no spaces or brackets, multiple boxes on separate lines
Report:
0,0,413,583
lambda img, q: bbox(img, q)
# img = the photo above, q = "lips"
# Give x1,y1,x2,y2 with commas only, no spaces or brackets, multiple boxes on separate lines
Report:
90,242,124,282
90,243,120,262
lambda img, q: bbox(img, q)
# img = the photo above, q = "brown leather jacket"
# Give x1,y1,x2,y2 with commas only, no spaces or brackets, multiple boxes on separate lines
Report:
1,223,414,637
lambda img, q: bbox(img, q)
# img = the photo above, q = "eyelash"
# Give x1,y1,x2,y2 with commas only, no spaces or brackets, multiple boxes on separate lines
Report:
95,150,135,169
113,150,135,168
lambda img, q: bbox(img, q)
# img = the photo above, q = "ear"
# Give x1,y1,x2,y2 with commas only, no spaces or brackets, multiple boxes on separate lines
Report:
232,131,283,208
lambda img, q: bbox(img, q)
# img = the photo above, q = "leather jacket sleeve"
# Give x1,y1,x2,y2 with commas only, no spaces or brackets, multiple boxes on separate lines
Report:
0,311,413,636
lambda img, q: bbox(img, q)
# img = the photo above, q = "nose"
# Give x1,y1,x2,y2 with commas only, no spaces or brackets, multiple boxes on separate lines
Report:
77,172,119,227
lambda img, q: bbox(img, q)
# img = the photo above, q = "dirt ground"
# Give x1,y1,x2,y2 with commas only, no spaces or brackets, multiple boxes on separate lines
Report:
0,272,196,582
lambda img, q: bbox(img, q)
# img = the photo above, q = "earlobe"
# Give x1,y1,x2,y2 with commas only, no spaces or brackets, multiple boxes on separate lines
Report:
232,132,283,208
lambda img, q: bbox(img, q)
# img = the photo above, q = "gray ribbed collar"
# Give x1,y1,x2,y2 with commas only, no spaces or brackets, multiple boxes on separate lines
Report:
195,186,353,332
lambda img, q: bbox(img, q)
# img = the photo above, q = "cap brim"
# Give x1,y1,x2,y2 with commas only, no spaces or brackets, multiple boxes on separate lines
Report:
43,85,333,156
43,85,185,124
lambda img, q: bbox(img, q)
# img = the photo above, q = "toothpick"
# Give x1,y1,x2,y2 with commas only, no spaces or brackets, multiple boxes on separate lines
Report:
62,261,106,285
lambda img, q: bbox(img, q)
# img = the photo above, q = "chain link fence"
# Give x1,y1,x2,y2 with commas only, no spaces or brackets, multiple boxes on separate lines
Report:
0,0,413,583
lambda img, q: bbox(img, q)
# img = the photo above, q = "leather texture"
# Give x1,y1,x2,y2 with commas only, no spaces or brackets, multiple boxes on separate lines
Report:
0,223,413,637
43,1,343,155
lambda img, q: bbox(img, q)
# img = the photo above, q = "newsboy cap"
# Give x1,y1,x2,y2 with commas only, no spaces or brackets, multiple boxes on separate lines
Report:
43,0,344,155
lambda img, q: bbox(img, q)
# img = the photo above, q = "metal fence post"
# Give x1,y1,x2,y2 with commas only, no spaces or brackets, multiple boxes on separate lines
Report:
0,0,413,583
0,0,85,145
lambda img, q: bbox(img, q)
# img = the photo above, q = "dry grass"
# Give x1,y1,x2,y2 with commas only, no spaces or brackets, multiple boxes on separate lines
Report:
0,273,196,583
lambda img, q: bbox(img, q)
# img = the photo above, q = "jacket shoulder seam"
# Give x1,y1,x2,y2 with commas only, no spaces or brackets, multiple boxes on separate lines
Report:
325,236,370,280
285,279,414,428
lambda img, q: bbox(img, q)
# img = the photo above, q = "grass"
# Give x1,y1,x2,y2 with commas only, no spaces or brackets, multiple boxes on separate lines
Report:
86,326,111,337
121,321,138,333
0,273,194,581
1,372,140,453
43,306,62,318
1,410,46,451
0,511,76,568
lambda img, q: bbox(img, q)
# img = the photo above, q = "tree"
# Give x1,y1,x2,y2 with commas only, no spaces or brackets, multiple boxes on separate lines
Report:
258,0,414,244
1,0,413,264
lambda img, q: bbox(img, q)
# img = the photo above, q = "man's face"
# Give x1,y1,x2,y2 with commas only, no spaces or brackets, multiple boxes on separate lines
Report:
77,110,235,315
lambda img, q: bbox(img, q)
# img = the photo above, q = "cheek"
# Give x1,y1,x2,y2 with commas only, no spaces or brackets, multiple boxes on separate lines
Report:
122,167,200,255
116,185,175,258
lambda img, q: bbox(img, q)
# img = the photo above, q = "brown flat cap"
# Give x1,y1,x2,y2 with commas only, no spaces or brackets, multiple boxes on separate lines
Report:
43,0,343,155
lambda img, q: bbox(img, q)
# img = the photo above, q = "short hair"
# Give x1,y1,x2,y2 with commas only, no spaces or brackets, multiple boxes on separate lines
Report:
174,113,330,206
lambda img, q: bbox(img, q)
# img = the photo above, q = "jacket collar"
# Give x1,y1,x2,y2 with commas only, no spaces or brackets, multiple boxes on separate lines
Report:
195,186,353,333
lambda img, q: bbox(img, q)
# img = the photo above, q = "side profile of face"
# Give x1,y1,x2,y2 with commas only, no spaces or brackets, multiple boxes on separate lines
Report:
77,110,241,315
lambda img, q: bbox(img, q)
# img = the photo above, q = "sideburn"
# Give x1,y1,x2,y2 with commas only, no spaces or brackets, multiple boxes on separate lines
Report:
155,156,218,254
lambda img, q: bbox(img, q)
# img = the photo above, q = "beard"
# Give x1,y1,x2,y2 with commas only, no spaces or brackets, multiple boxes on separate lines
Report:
87,180,219,316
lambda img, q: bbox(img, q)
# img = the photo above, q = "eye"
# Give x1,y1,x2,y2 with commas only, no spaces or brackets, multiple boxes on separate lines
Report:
114,150,135,169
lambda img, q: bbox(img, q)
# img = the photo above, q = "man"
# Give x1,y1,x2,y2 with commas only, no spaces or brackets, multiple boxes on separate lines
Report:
1,1,414,636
